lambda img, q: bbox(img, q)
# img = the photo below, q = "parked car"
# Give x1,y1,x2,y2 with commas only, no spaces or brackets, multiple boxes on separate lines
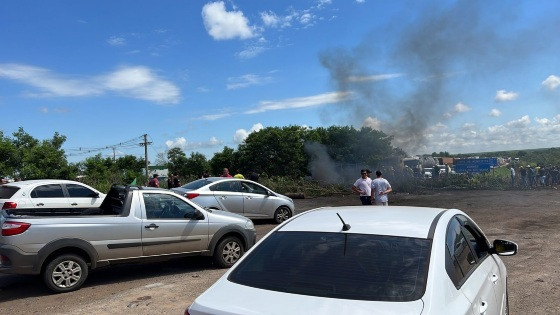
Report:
187,206,518,315
0,179,106,210
171,177,294,224
0,185,256,293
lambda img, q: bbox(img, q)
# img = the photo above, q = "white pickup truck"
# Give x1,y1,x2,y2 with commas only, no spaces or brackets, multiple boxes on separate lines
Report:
0,185,256,293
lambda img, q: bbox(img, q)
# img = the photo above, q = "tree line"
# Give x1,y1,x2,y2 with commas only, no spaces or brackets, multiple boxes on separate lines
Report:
1,126,403,190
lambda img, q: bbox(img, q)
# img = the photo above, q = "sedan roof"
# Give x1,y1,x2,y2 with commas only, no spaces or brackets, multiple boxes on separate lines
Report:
279,206,447,239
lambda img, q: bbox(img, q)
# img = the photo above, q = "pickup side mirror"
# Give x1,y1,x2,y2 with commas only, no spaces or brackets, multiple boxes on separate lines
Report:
491,239,518,256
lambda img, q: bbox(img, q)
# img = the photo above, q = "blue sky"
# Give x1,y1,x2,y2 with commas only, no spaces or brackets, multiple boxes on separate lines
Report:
1,0,559,163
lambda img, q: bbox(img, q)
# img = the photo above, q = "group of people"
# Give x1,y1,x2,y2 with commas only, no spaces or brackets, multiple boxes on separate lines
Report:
512,164,560,188
352,169,393,206
147,173,181,188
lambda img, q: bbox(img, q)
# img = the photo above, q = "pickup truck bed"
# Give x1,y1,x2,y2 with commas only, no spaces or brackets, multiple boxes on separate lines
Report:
0,185,256,293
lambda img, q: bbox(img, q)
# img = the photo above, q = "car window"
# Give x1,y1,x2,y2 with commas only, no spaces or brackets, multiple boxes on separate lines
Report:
445,217,477,287
30,184,65,198
181,179,213,190
241,182,268,195
143,193,199,219
0,186,20,198
210,181,243,193
66,184,97,198
228,231,431,302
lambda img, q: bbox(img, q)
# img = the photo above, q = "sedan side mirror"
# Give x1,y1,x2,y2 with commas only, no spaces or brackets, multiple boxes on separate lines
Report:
491,239,518,256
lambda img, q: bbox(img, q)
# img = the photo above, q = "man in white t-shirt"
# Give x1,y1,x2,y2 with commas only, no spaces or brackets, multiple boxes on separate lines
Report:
371,170,392,206
351,169,372,205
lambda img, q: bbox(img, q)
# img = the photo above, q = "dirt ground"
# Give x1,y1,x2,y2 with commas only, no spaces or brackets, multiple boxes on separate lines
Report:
0,189,559,314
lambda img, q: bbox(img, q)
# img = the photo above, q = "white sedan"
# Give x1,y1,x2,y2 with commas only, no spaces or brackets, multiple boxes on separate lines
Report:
0,179,106,210
186,206,517,315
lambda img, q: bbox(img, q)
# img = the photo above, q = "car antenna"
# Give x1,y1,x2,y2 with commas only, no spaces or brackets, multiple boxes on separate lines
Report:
336,213,351,231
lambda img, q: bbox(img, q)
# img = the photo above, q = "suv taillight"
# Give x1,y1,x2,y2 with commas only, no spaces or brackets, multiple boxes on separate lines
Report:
185,193,199,199
2,202,17,210
2,221,31,236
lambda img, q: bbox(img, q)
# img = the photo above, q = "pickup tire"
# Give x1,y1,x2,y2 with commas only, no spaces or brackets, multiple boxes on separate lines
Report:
43,254,89,293
213,236,244,268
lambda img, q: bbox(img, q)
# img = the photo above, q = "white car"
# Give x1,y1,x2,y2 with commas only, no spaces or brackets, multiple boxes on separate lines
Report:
187,206,517,315
0,179,106,210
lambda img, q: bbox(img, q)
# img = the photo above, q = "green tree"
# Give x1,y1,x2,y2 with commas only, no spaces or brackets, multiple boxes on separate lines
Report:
185,152,209,179
209,147,238,176
237,126,309,178
0,131,17,177
167,147,188,176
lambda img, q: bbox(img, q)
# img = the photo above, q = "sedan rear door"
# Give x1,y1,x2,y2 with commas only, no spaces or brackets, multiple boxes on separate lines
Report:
64,183,104,207
29,183,71,208
209,181,244,215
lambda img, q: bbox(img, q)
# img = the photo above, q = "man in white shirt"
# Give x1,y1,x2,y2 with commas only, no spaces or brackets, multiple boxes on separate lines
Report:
351,169,372,205
371,170,392,206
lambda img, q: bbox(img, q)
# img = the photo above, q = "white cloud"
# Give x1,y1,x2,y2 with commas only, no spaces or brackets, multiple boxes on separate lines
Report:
362,116,381,130
196,113,231,121
489,109,501,117
494,90,519,102
227,73,273,90
202,1,255,40
454,102,471,113
346,73,404,83
0,63,181,104
39,107,48,114
107,36,126,46
355,0,366,3
165,136,223,150
234,123,264,143
100,66,180,104
246,91,351,114
261,11,280,27
420,115,560,155
166,137,188,150
236,44,268,59
542,75,560,91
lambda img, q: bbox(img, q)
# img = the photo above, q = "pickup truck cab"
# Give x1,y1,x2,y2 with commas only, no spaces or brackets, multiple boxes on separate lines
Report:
0,185,256,293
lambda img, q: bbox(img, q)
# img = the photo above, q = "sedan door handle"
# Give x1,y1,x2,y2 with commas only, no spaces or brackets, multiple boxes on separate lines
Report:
36,203,44,206
219,196,227,200
491,274,499,284
71,203,78,206
245,196,253,200
144,223,159,230
479,300,488,314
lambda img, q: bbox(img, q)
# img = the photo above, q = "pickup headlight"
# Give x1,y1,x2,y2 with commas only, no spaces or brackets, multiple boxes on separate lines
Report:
245,219,255,230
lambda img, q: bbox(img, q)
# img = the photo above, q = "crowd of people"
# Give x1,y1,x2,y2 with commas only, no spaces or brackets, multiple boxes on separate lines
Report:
511,164,560,189
351,169,393,206
146,168,261,189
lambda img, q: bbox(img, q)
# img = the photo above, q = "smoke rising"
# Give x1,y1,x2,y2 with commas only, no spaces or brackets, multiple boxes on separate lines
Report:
319,1,558,154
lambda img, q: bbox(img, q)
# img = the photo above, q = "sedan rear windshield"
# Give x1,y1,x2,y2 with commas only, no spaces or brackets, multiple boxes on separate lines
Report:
0,186,20,199
180,179,213,190
228,231,431,302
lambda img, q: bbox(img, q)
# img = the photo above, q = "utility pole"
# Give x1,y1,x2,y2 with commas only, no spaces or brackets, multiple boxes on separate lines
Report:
140,134,152,184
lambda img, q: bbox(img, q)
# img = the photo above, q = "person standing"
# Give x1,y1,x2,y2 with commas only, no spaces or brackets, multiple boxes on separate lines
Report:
172,173,181,188
371,170,392,206
148,174,160,187
351,169,372,205
509,165,516,188
221,168,233,178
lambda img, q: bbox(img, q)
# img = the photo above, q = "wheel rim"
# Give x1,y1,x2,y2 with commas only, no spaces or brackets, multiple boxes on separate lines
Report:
51,260,82,289
276,207,290,222
221,241,241,264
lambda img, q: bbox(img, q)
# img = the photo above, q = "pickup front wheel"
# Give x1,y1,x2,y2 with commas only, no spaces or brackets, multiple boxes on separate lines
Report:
43,254,89,293
213,236,244,268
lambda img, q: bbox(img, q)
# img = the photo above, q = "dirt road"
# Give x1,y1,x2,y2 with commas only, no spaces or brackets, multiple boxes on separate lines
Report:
0,189,558,314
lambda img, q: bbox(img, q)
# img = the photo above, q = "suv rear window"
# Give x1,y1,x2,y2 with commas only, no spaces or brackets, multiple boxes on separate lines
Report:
0,186,20,199
228,231,431,302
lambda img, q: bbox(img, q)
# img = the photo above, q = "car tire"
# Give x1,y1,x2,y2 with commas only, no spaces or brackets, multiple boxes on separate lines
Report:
274,206,292,224
43,254,89,293
213,236,244,268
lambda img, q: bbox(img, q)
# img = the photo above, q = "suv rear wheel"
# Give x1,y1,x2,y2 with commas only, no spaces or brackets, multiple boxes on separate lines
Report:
43,254,89,293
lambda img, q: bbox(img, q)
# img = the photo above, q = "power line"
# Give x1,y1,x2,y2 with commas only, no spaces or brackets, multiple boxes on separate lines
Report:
65,135,146,158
